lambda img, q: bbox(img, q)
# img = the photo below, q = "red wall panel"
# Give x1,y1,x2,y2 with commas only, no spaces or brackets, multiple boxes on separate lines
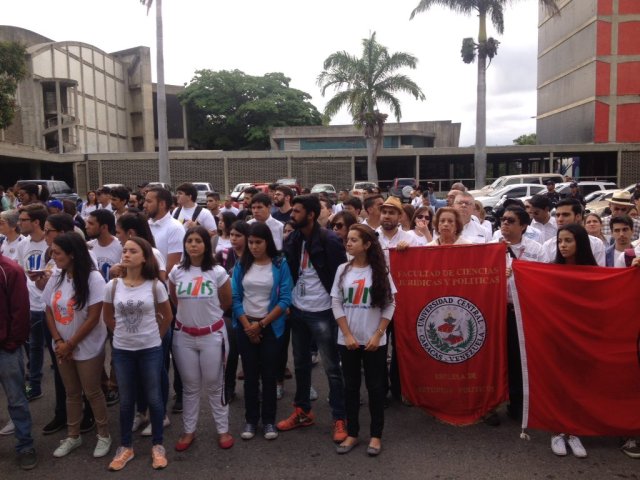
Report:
596,61,611,96
617,62,640,95
619,0,640,15
597,21,612,56
618,21,640,55
598,0,613,15
595,101,610,143
616,104,640,142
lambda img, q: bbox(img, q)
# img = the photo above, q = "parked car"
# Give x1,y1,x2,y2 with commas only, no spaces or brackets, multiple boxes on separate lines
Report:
230,182,252,202
469,173,564,197
15,179,79,204
477,183,546,212
102,183,126,190
388,178,418,202
310,183,338,202
555,181,618,198
585,189,619,215
192,182,215,205
350,181,378,199
275,178,303,195
147,182,173,193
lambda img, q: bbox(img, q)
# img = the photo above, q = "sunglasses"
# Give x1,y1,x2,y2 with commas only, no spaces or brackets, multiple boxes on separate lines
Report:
500,217,517,224
332,222,345,229
416,215,431,220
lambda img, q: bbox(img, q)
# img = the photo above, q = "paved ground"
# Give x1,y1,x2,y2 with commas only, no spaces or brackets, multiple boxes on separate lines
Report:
1,357,638,479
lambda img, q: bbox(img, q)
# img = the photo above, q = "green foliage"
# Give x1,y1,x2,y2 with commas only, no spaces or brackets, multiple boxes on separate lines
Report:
0,41,28,130
461,37,476,64
178,70,323,150
513,133,537,145
479,37,500,60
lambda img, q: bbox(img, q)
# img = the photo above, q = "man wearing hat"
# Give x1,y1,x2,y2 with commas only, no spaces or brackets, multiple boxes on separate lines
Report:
601,190,640,241
566,182,585,207
376,196,417,251
544,180,560,209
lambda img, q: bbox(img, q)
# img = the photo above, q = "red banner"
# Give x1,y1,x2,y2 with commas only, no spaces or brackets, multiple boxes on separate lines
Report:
390,244,507,425
512,261,640,436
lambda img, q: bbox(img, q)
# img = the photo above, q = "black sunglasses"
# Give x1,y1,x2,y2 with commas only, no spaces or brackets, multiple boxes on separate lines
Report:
416,215,431,220
332,222,345,229
500,217,517,224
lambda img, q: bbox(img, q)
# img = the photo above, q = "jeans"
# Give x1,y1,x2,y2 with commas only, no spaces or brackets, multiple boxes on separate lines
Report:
112,346,164,446
28,310,45,395
339,345,388,438
236,325,281,425
0,348,34,453
290,306,345,419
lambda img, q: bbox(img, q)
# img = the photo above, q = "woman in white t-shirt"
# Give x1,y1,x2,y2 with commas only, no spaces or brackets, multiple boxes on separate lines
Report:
215,211,236,254
331,224,396,457
80,190,98,220
169,226,233,452
231,222,292,441
103,237,172,472
114,212,167,281
43,232,110,459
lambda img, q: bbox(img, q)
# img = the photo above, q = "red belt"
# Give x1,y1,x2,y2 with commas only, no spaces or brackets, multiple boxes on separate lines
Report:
175,319,224,337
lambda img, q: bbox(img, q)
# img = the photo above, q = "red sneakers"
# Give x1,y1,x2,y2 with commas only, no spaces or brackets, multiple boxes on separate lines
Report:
276,407,315,431
332,419,348,443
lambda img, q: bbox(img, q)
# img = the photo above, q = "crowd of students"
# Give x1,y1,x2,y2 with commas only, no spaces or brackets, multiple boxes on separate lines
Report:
0,179,639,472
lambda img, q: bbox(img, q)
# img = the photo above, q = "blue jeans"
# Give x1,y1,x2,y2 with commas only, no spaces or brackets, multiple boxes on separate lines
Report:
290,306,345,420
112,346,164,446
0,348,34,453
28,310,45,395
138,330,171,415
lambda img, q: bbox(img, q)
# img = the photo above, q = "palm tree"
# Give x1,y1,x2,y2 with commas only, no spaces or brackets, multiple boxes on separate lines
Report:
410,0,559,188
317,32,425,184
141,0,170,184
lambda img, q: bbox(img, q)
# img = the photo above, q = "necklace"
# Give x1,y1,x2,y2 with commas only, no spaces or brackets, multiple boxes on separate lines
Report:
123,278,141,288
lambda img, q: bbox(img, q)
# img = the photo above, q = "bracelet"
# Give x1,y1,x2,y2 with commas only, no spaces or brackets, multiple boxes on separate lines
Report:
376,328,385,336
54,338,64,344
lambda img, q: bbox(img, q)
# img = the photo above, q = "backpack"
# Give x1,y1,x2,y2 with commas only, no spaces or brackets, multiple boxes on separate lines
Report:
173,205,203,223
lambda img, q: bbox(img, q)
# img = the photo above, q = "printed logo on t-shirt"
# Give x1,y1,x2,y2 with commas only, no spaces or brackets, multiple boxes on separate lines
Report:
96,257,114,281
176,276,213,297
25,250,44,270
344,279,371,308
53,290,75,325
117,299,144,333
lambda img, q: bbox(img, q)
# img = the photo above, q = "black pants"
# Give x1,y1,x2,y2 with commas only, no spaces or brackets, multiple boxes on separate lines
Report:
237,325,281,425
276,315,291,383
387,322,401,400
507,304,523,419
223,315,239,398
339,344,387,439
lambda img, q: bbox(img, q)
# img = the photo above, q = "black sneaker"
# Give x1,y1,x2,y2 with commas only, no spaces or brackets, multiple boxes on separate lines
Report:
17,449,37,470
171,398,183,414
105,390,119,407
24,385,43,402
80,416,95,433
42,416,66,435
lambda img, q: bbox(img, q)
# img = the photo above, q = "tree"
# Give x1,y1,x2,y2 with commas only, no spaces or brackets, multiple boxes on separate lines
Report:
141,0,170,184
513,133,537,145
317,32,425,183
411,0,559,188
0,41,27,130
179,70,323,150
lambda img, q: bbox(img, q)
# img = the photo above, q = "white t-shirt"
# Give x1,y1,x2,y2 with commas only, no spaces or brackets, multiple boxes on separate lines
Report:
148,212,185,261
613,249,627,268
104,279,168,350
152,247,167,273
1,235,25,262
216,237,232,255
460,220,490,244
248,215,284,250
43,270,107,361
242,263,273,318
169,265,228,327
174,205,217,233
87,237,122,281
531,216,557,243
19,237,48,311
220,206,239,216
330,264,396,346
406,229,429,246
541,234,606,266
81,203,98,219
292,241,331,312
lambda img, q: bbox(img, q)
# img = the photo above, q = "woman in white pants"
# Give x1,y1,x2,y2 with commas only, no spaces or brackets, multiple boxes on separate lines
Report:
169,226,233,452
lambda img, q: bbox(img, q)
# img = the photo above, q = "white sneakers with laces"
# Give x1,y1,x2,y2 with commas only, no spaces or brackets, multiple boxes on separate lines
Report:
53,436,82,457
93,434,112,458
567,435,587,458
551,434,567,456
551,434,587,458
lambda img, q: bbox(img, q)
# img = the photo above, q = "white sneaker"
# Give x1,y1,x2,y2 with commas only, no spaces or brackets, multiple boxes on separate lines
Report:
141,415,170,436
551,434,567,456
53,436,83,458
309,386,318,401
132,412,147,432
567,435,587,458
0,420,15,435
93,434,112,458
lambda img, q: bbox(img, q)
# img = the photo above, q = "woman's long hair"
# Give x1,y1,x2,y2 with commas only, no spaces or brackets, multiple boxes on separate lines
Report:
53,232,96,310
179,226,216,271
117,212,157,248
220,211,237,236
239,222,278,273
125,237,160,280
554,224,597,266
339,224,392,309
86,190,97,206
19,183,50,204
410,206,434,233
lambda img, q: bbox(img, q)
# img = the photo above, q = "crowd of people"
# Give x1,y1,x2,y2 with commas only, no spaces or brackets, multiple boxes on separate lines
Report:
0,179,639,472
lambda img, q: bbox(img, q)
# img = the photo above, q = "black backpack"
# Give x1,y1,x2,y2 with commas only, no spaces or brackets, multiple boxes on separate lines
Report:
173,205,203,223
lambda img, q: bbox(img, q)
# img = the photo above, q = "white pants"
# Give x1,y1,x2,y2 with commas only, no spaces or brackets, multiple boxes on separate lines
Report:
173,329,228,434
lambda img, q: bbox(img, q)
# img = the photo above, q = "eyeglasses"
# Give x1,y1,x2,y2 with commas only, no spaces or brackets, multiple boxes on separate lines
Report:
500,217,517,224
416,215,431,220
44,228,59,234
332,222,345,229
454,201,473,207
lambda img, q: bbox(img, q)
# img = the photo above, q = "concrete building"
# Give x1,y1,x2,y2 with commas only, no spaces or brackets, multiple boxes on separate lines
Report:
537,0,640,144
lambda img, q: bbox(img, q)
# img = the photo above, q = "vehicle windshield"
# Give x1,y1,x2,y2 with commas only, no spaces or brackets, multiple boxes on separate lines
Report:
354,182,375,189
195,184,209,191
488,178,503,189
233,184,248,192
584,191,604,202
277,178,296,185
396,179,414,186
488,186,513,197
311,184,333,192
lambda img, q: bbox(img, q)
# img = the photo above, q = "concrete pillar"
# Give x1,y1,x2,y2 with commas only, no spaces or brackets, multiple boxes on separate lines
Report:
55,80,63,153
415,154,420,182
223,156,229,198
182,104,188,150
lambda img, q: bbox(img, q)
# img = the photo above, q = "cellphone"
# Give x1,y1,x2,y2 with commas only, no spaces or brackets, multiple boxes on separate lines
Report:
624,248,636,268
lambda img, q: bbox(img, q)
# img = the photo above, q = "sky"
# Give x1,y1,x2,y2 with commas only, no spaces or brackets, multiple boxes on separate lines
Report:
4,0,542,147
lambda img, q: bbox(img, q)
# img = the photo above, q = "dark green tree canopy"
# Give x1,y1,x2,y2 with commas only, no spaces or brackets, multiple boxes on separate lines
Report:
0,41,28,130
178,69,323,150
513,133,537,145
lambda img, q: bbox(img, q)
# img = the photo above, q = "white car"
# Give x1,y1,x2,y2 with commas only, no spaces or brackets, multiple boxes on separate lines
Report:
476,183,546,211
192,182,214,205
230,183,252,202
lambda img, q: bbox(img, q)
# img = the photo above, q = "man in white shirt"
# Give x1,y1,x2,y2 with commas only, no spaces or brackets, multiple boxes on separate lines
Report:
248,193,284,250
144,187,185,275
605,215,634,267
529,194,557,243
109,186,130,221
85,210,122,281
96,187,113,211
375,196,417,251
362,195,384,229
0,209,25,262
219,196,239,216
453,192,490,244
541,198,605,266
173,183,218,237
